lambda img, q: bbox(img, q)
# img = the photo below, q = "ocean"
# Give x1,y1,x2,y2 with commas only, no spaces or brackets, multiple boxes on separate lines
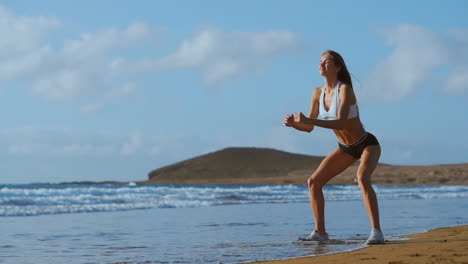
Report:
1,184,467,264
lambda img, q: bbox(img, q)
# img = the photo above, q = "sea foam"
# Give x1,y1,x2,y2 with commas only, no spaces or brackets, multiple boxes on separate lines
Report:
0,184,466,217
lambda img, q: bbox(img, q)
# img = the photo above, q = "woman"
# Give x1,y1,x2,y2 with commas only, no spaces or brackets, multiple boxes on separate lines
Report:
283,50,384,245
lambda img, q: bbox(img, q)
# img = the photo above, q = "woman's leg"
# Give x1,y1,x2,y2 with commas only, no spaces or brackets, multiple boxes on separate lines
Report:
308,147,357,234
356,145,382,230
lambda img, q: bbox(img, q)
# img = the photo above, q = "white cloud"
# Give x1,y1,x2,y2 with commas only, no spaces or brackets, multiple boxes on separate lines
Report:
0,6,59,82
8,143,116,156
0,5,306,111
106,83,137,98
0,5,156,103
80,103,104,114
138,26,305,85
267,126,300,154
445,68,468,95
389,148,413,163
1,127,120,156
61,144,116,156
120,130,143,156
29,22,154,100
445,28,468,85
0,127,203,159
0,5,60,59
8,143,45,155
148,145,162,156
363,25,468,100
61,21,153,60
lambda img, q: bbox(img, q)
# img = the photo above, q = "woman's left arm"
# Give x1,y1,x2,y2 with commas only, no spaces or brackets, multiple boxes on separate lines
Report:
294,115,347,129
293,84,355,130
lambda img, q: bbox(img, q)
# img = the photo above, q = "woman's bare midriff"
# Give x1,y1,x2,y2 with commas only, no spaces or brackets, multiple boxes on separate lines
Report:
333,118,366,145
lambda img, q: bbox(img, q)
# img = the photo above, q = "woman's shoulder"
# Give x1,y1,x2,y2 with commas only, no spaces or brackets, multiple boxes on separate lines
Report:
338,82,352,90
338,83,356,96
338,83,358,103
313,85,324,93
312,86,323,98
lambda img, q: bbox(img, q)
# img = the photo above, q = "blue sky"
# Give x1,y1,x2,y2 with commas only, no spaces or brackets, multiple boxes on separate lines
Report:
1,0,467,184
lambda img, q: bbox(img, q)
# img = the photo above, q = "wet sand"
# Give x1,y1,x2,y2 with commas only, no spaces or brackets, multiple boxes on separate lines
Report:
250,225,468,264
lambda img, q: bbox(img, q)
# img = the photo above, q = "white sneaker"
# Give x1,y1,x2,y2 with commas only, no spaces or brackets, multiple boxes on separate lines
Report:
366,228,385,245
299,231,329,242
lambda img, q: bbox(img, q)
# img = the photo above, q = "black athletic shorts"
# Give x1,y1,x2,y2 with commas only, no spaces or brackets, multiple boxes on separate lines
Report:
338,132,379,159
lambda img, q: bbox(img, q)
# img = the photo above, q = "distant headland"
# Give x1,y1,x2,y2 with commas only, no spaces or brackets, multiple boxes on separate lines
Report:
143,147,468,185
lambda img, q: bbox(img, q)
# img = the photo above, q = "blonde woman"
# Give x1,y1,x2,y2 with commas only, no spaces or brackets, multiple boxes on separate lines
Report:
284,50,384,245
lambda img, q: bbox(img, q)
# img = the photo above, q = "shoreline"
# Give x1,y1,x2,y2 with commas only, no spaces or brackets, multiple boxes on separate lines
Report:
247,224,468,264
7,181,468,186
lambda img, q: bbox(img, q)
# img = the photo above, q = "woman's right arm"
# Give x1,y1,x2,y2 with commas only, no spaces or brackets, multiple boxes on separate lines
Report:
284,87,321,133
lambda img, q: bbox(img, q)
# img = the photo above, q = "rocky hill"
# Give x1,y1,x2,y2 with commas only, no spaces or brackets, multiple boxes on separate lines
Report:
144,147,468,185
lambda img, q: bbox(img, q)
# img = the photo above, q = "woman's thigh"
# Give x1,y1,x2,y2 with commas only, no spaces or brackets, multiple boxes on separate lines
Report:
310,147,357,186
357,145,381,183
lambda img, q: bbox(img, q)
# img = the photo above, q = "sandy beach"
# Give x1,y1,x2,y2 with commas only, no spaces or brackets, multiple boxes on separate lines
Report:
250,225,468,264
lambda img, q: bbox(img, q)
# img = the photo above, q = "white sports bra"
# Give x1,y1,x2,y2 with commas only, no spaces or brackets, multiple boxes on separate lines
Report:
318,82,358,120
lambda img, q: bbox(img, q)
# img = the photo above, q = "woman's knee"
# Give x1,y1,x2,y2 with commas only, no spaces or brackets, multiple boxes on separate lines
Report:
356,174,372,190
307,177,314,189
307,176,324,191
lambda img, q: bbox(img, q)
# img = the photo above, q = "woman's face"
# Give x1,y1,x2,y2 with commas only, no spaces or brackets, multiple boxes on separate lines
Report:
319,54,341,77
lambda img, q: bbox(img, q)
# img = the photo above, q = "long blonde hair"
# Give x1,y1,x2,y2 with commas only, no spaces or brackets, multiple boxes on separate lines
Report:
322,50,353,88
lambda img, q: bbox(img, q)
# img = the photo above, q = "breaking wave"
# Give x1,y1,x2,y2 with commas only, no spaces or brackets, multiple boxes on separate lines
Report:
0,183,466,217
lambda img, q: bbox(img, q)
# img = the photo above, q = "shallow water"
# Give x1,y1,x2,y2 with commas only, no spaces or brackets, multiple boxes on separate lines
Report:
0,184,467,264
